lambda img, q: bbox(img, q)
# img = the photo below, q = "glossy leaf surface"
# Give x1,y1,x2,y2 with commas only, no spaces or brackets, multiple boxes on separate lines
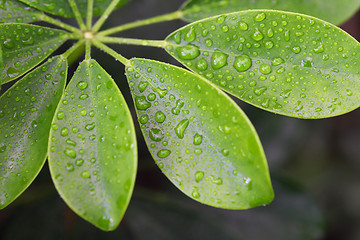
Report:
166,10,360,119
0,56,67,209
0,23,68,85
0,0,41,23
18,0,129,18
180,0,360,25
126,58,273,209
48,59,137,231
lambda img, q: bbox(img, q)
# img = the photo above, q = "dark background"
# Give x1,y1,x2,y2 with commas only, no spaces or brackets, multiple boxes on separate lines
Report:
2,0,360,239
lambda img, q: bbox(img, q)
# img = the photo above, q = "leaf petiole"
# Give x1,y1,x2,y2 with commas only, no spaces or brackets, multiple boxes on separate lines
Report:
86,0,94,30
97,11,182,36
68,0,87,31
96,36,165,48
62,40,85,59
92,0,121,33
92,40,129,65
39,14,82,35
85,40,91,60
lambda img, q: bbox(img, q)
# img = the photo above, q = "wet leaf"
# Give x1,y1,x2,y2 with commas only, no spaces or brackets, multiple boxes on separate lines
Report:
126,58,273,209
0,56,67,209
18,0,129,18
0,23,68,85
0,0,42,23
166,10,360,119
48,59,137,231
180,0,360,25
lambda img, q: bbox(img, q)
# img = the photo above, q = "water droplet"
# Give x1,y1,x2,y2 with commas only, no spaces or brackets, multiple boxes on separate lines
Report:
239,21,248,30
301,57,313,68
196,58,208,71
155,111,166,123
251,28,264,41
0,145,7,153
184,26,196,42
254,12,266,22
211,52,228,70
157,149,171,158
272,57,285,66
77,81,88,90
175,119,190,139
280,89,292,99
135,96,151,110
57,111,65,120
3,38,14,49
7,67,19,78
192,188,200,198
85,122,95,131
172,99,184,115
64,148,76,159
233,54,252,72
195,171,204,183
75,159,84,167
254,87,267,96
221,148,230,156
176,44,200,60
66,163,74,172
292,46,301,54
60,127,68,136
81,170,90,178
260,64,272,75
193,133,203,145
138,82,149,92
139,114,149,124
210,175,223,185
149,128,164,142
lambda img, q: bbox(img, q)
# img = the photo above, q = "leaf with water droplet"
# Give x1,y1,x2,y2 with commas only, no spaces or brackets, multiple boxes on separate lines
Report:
0,23,68,85
48,59,137,231
0,56,67,209
180,0,360,25
0,0,42,23
166,10,360,119
126,58,273,209
18,0,129,18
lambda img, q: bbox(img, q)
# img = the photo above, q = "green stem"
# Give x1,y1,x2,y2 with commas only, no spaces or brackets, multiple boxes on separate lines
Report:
39,14,82,35
85,40,91,60
97,11,182,36
62,40,85,59
86,0,94,29
92,40,128,65
92,0,121,33
96,36,166,48
68,0,86,31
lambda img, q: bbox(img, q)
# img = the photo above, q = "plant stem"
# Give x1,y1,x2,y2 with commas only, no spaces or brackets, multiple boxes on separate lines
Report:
62,40,85,59
86,0,94,30
85,40,91,60
92,40,128,65
96,36,166,48
97,11,182,36
39,14,82,35
68,0,86,31
92,0,121,33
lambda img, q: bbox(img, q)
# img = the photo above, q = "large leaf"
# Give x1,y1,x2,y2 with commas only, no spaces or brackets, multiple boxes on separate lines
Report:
18,0,129,18
0,56,67,209
126,58,273,209
0,23,68,85
0,0,42,23
180,0,360,25
48,59,137,231
165,10,360,119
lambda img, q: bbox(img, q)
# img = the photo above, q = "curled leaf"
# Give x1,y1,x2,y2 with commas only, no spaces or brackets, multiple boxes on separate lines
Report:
48,59,137,231
126,58,273,209
0,56,67,209
166,10,360,119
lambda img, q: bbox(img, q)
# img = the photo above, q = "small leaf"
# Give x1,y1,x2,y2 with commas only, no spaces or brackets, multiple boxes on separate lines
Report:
18,0,129,18
126,58,273,209
180,0,360,25
0,56,67,209
165,10,360,119
0,23,68,85
0,0,41,23
48,59,137,231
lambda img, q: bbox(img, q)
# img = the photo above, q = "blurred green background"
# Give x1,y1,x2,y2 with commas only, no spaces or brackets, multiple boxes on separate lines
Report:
2,0,360,239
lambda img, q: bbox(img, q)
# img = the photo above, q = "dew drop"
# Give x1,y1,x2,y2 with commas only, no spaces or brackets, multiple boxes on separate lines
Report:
195,171,204,183
254,12,266,22
184,26,196,42
135,96,151,110
193,133,203,145
157,149,171,158
3,38,14,49
149,128,164,142
239,21,248,30
64,148,76,159
259,64,272,75
196,58,208,71
251,28,264,41
176,44,200,60
174,119,190,139
81,170,90,178
272,57,285,66
211,52,228,70
233,54,252,72
77,81,88,90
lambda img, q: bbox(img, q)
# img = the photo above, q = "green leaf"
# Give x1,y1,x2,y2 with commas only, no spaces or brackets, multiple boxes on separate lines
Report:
0,56,67,209
48,59,137,231
165,10,360,119
18,0,129,18
126,58,273,209
0,0,41,23
180,0,360,25
0,23,68,85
